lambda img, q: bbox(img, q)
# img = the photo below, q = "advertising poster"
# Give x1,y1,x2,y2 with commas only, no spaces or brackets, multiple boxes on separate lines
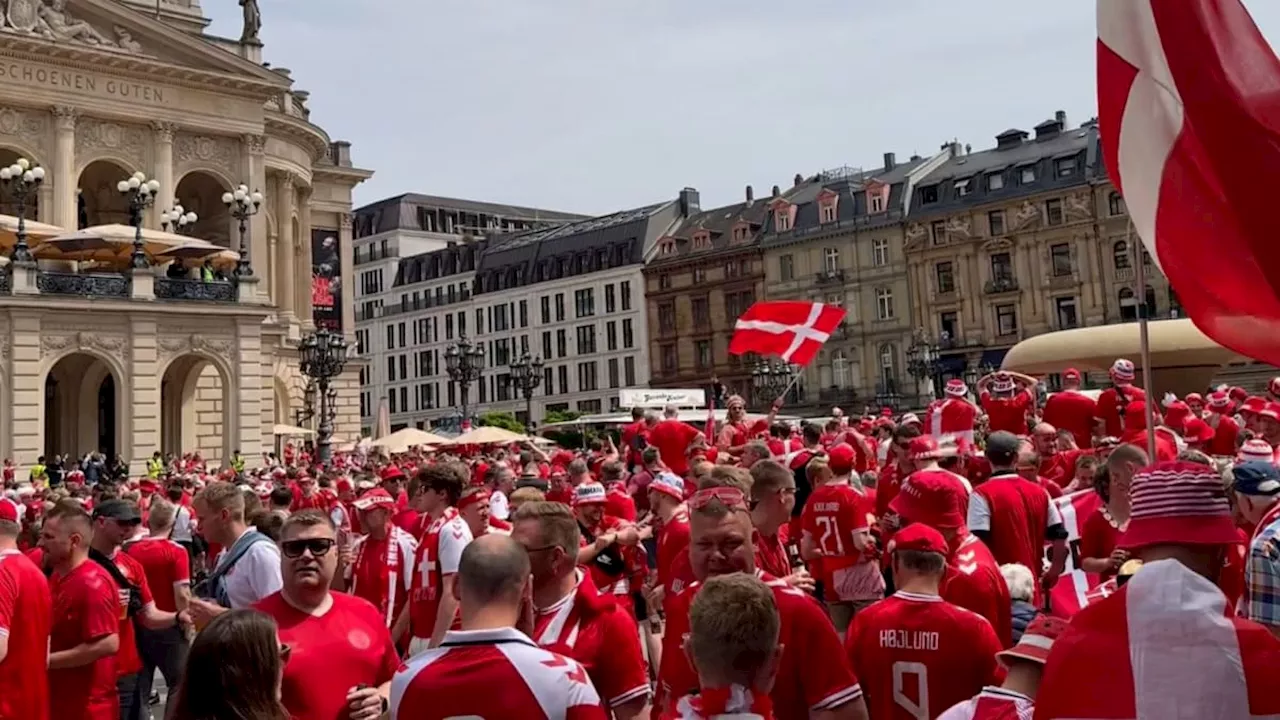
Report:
310,228,342,332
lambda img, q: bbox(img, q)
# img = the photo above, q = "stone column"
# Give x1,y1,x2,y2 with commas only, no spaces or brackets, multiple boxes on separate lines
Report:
275,173,297,326
50,106,77,231
339,212,355,340
128,317,159,477
234,317,264,461
11,316,41,468
298,191,314,331
240,134,268,282
150,121,176,229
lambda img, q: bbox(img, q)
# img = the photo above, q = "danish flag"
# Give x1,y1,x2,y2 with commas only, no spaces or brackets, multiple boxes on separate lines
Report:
729,301,846,366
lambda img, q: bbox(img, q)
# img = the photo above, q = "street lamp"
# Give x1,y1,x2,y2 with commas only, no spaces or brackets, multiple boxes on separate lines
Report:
221,183,262,277
751,359,793,407
445,335,485,428
0,158,44,263
117,171,159,269
160,202,198,235
298,328,348,464
507,350,544,433
906,327,942,401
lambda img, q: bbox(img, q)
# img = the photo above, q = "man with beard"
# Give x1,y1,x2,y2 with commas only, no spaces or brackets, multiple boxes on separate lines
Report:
572,482,647,616
717,395,778,457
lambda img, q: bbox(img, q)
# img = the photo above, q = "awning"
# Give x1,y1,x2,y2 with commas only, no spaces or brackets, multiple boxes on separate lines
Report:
981,347,1011,370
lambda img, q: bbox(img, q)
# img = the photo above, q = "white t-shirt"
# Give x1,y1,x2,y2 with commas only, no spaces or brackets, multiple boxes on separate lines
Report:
171,505,193,542
216,529,283,609
489,491,510,521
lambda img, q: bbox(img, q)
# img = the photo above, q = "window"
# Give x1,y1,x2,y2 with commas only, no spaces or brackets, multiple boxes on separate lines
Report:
831,350,850,388
558,365,569,394
542,331,552,359
935,261,955,293
1113,240,1131,269
695,340,712,369
518,300,528,327
823,247,840,273
820,203,837,223
1119,288,1138,321
385,324,394,350
388,388,397,414
954,177,973,197
779,254,794,281
879,343,897,383
624,356,636,385
386,356,395,382
826,293,843,310
1109,192,1126,217
1169,288,1183,318
692,266,706,284
606,321,618,351
1055,157,1076,178
988,210,1005,236
986,172,1004,191
577,399,602,414
990,252,1014,282
1055,296,1080,329
940,311,959,342
775,210,792,232
996,304,1018,336
577,361,598,392
658,274,671,291
556,329,567,357
1144,285,1158,317
871,194,884,213
604,284,616,313
576,325,597,354
543,366,554,395
1019,166,1037,184
1046,198,1063,226
691,296,710,326
1050,243,1073,276
660,344,677,373
622,319,634,348
608,358,620,388
920,185,939,204
574,288,595,318
620,281,632,310
554,293,565,322
876,288,895,320
930,220,946,245
872,238,889,267
658,302,676,334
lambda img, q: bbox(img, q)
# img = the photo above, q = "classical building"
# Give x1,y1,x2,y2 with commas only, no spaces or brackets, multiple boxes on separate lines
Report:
644,186,773,403
903,112,1180,393
760,153,948,413
352,193,584,434
0,0,371,471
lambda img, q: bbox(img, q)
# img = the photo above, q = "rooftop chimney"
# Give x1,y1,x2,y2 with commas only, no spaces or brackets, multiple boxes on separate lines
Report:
745,185,754,203
996,128,1029,150
678,187,701,217
949,141,962,158
965,143,972,155
793,173,803,187
329,140,351,167
883,152,896,171
1055,109,1067,126
771,185,780,199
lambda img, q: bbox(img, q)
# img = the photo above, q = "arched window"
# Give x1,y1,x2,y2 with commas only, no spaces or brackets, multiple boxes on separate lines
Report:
1113,240,1131,269
832,350,849,389
879,343,896,383
1119,287,1137,321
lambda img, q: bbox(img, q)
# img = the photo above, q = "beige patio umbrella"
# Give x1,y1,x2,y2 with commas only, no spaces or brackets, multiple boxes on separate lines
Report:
271,423,315,437
0,214,64,253
445,426,530,446
37,225,194,264
153,240,225,265
372,427,449,451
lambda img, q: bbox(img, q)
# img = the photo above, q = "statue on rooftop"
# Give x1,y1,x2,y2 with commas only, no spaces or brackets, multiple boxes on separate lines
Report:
239,0,260,44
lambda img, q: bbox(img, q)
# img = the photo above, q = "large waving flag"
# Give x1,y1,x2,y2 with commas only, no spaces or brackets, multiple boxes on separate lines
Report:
1098,0,1280,365
728,301,846,366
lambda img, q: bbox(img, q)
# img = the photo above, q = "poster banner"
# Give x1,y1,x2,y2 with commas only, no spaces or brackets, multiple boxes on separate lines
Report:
311,228,341,332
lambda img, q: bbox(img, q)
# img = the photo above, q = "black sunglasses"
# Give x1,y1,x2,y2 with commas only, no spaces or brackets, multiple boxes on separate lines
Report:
281,538,336,559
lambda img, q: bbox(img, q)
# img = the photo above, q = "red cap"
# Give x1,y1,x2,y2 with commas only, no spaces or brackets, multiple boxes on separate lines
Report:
1262,403,1280,422
890,471,968,528
1184,392,1204,406
1119,461,1240,550
0,498,18,523
1062,367,1081,382
907,436,944,462
1242,396,1268,415
1206,391,1232,411
335,478,353,494
353,488,395,512
1181,417,1215,445
997,615,1068,666
828,443,856,474
379,465,406,482
891,523,948,555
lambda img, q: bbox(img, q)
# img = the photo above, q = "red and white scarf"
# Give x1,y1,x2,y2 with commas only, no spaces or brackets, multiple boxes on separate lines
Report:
672,684,773,719
350,525,417,627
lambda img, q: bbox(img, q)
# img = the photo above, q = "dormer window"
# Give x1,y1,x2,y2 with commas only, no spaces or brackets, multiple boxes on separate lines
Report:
1019,165,1037,184
731,223,751,243
776,213,792,232
691,231,712,250
954,177,973,197
870,195,884,213
865,180,889,214
817,189,839,224
920,185,939,205
986,172,1005,191
659,240,677,256
771,199,796,232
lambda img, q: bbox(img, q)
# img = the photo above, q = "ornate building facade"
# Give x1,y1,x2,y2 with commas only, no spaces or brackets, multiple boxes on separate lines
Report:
0,0,371,471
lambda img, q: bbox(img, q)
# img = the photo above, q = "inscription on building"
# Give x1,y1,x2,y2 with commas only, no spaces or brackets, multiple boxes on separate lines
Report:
0,62,167,105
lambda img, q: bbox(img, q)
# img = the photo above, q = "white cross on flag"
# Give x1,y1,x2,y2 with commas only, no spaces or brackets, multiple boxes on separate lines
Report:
729,301,846,366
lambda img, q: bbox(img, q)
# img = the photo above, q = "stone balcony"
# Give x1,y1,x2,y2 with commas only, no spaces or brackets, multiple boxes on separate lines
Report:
0,264,263,306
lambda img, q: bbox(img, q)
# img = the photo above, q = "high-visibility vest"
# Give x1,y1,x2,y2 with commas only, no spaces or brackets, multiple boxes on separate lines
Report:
147,457,163,478
230,455,245,472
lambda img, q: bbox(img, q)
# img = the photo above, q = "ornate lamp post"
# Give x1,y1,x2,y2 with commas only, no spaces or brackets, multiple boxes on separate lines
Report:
507,350,544,433
0,158,44,263
963,365,981,389
160,203,198,235
221,183,262,277
751,359,793,407
906,327,942,402
298,328,348,464
118,171,160,269
445,335,485,428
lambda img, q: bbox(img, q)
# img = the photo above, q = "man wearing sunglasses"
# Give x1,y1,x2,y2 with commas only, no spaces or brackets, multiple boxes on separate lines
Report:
255,509,397,720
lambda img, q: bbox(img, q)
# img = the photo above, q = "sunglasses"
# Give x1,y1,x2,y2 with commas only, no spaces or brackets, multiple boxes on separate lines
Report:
688,486,749,511
281,538,336,559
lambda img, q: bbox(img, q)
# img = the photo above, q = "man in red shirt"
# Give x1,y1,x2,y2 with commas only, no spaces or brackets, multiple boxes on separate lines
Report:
939,615,1065,719
124,499,192,713
1030,423,1082,491
1041,368,1097,450
846,523,1003,720
658,483,868,719
649,405,704,477
572,482,647,615
256,509,397,720
1203,390,1242,457
0,497,51,720
649,471,693,601
390,533,607,719
748,460,803,581
801,447,878,633
512,501,651,719
599,460,637,522
42,501,121,720
717,395,777,456
1094,358,1145,438
620,407,649,470
346,488,418,628
394,465,473,656
929,379,980,445
978,371,1037,435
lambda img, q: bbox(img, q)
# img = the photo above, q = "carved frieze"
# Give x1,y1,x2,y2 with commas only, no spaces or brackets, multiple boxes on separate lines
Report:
75,118,146,162
1,1,144,55
242,133,266,156
157,332,234,366
175,133,236,173
41,330,130,364
944,215,972,240
0,106,47,149
1011,201,1041,232
50,105,77,132
150,120,177,144
1063,192,1092,223
981,237,1013,252
904,222,927,251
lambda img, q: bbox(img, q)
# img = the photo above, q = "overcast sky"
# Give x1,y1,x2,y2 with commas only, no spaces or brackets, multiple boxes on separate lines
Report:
202,1,1280,215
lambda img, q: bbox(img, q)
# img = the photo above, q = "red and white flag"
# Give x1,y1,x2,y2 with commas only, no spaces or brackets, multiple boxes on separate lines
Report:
728,301,846,366
1042,489,1103,618
1098,0,1280,365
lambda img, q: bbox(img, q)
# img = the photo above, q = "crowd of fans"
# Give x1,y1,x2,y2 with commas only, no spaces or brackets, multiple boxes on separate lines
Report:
1,358,1280,719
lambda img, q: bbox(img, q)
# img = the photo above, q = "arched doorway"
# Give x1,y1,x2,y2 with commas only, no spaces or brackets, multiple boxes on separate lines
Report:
0,147,41,218
174,170,233,247
78,160,132,227
160,354,234,465
44,352,124,461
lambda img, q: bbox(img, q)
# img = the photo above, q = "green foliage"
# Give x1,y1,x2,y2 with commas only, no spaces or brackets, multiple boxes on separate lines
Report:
478,411,525,433
543,409,583,425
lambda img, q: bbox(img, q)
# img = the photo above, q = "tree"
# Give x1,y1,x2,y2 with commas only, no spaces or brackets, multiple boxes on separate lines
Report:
543,409,583,425
478,411,525,433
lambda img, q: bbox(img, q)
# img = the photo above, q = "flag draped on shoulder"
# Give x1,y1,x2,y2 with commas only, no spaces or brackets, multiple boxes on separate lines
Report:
1097,0,1280,365
728,301,846,366
1042,490,1103,618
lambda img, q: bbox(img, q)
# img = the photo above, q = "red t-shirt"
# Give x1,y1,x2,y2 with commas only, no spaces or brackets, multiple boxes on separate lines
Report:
125,537,190,613
753,524,792,580
1043,391,1098,450
659,570,863,718
801,483,871,582
49,560,120,720
1079,507,1121,573
649,420,702,477
407,509,472,639
254,591,400,720
1095,385,1146,438
1207,414,1241,457
970,473,1062,581
656,508,691,593
980,391,1034,435
845,592,1003,720
942,535,1013,648
534,571,651,710
391,508,421,535
0,550,51,720
604,485,637,523
108,550,154,677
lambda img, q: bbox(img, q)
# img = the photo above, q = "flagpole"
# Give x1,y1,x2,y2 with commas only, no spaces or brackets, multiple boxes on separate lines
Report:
776,368,803,405
1129,220,1158,461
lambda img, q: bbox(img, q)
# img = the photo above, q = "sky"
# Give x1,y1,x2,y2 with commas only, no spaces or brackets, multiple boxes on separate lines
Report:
201,0,1280,216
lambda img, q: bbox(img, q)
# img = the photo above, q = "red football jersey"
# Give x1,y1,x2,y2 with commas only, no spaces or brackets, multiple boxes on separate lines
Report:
108,550,154,677
255,591,399,720
125,536,190,613
0,550,51,720
943,534,1013,648
801,483,872,579
656,508,691,593
980,391,1034,435
49,560,120,720
969,472,1063,580
407,508,472,640
845,592,1003,720
659,570,862,718
1095,385,1146,438
391,627,607,719
753,524,791,580
1042,390,1098,451
650,420,703,476
938,687,1035,719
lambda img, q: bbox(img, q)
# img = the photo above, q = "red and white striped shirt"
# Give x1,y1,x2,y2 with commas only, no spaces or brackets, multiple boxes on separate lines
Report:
938,687,1034,719
391,626,606,719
